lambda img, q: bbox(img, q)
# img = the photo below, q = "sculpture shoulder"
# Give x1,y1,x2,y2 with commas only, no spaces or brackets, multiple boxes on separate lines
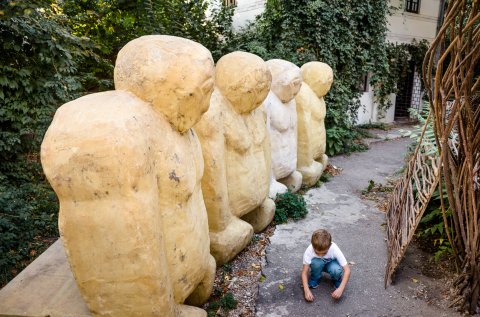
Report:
41,90,162,199
44,90,160,150
295,84,313,111
195,89,225,139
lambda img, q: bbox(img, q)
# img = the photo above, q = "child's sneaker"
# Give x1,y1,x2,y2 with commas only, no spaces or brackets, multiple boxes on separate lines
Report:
308,282,319,289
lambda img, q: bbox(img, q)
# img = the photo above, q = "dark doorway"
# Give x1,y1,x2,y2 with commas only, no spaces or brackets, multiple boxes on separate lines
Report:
394,62,415,119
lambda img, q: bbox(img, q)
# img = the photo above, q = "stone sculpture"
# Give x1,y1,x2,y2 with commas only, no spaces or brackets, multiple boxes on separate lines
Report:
41,35,216,317
264,59,303,199
195,51,274,265
295,62,333,187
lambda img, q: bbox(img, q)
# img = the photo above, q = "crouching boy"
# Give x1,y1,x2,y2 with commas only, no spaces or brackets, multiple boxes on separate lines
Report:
301,229,351,302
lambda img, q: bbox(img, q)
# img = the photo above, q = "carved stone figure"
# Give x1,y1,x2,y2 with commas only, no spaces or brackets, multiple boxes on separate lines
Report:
41,35,216,317
264,59,303,199
195,51,274,265
295,62,333,187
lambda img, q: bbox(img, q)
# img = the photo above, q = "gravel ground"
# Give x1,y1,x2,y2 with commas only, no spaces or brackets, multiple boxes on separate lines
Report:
203,225,275,317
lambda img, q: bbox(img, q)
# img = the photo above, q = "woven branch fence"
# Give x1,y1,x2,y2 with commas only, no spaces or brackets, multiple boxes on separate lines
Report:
386,0,479,313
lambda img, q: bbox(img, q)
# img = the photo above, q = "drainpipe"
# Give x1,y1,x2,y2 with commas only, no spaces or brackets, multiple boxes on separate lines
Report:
436,0,446,36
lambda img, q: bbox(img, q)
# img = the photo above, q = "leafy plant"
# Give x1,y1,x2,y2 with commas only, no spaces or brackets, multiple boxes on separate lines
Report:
220,292,237,310
229,0,391,156
356,122,389,130
206,291,237,316
402,103,452,262
222,263,232,274
274,191,307,224
417,187,453,262
371,39,429,116
0,0,92,285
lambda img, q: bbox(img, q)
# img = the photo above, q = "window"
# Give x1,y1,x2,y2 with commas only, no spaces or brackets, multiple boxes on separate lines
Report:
405,0,420,13
358,73,369,93
224,0,237,6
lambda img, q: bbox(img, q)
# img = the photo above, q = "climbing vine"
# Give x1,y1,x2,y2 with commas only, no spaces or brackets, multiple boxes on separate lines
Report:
229,0,391,155
371,39,430,116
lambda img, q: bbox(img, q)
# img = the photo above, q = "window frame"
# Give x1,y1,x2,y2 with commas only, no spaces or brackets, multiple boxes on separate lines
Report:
405,0,420,14
224,0,237,6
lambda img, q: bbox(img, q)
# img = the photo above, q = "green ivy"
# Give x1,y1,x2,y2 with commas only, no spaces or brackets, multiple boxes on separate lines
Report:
0,1,92,286
228,0,390,155
371,39,429,116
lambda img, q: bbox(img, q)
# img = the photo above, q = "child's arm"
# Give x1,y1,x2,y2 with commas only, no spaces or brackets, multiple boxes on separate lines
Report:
301,264,314,302
332,264,351,299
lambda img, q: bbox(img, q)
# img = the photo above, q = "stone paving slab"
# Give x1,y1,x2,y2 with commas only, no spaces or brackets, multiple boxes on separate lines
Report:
0,239,90,317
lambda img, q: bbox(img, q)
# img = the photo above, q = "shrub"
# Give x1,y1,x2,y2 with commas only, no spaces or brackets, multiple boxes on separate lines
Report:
274,191,307,224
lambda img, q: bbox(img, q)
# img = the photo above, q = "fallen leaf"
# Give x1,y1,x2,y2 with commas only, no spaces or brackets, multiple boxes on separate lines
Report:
251,263,261,270
278,284,284,290
411,278,418,283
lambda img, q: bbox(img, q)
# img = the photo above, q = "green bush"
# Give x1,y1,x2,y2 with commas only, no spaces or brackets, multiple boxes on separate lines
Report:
0,1,90,286
274,191,308,224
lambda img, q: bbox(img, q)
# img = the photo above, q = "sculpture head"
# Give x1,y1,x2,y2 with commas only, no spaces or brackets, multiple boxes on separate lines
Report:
215,51,272,114
114,35,215,133
266,59,302,103
300,62,333,98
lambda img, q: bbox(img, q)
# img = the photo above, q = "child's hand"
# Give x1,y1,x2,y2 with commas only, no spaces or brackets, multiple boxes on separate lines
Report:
331,287,343,299
304,289,314,302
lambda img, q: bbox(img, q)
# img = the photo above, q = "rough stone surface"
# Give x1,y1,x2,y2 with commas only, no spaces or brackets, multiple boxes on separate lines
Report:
0,240,90,317
256,138,462,317
196,51,274,265
40,35,215,317
264,59,303,199
295,62,333,187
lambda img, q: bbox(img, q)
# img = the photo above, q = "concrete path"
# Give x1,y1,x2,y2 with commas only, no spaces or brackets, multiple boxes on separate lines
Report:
256,137,460,317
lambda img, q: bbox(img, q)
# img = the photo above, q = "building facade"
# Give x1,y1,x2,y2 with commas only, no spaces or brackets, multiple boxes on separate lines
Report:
230,0,443,124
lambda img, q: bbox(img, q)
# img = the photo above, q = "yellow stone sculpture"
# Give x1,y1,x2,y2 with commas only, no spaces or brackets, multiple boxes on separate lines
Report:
195,51,275,265
264,59,303,198
41,35,216,317
295,62,333,187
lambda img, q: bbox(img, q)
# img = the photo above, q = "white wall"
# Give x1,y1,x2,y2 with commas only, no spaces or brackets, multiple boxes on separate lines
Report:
232,0,265,29
387,0,441,43
357,90,396,125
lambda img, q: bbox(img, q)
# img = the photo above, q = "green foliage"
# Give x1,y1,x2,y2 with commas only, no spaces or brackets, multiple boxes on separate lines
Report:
403,102,452,261
400,102,438,155
274,191,307,224
0,0,92,285
138,0,235,61
206,292,237,316
356,122,389,131
362,180,375,194
0,162,58,286
417,187,453,262
61,0,235,88
222,263,232,274
0,0,235,286
319,172,332,183
371,39,429,116
220,292,237,310
230,0,390,155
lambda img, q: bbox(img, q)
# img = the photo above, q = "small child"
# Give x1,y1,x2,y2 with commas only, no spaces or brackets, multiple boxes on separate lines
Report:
301,229,351,302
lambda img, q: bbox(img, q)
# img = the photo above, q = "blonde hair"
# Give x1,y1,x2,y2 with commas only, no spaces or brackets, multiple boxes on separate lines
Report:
311,229,331,251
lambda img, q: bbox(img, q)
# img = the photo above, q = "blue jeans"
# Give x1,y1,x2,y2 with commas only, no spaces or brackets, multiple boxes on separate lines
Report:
308,258,343,288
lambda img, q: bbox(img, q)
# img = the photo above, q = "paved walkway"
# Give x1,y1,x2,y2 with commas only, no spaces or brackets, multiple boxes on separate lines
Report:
256,137,460,317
